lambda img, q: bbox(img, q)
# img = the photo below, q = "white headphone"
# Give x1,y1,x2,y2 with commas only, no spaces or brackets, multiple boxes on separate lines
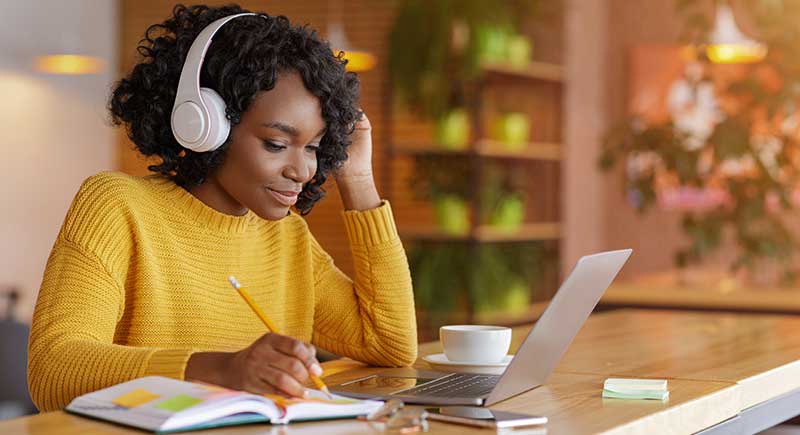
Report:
171,13,266,152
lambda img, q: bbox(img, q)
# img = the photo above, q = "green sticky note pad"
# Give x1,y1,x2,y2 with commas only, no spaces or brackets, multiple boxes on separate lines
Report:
155,394,203,412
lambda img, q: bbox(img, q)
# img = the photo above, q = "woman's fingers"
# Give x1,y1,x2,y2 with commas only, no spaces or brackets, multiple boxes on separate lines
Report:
354,110,371,130
258,365,307,397
265,349,311,383
266,334,321,371
302,344,323,375
230,333,328,398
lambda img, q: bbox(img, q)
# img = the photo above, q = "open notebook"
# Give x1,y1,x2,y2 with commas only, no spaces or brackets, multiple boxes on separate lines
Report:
65,376,383,433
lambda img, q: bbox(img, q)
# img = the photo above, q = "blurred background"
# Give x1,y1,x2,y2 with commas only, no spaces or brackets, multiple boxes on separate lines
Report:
4,0,800,420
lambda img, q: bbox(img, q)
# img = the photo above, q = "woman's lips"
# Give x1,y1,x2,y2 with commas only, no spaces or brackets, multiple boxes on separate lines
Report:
268,188,299,206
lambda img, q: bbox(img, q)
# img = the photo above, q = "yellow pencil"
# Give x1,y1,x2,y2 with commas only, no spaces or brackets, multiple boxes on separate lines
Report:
228,275,331,396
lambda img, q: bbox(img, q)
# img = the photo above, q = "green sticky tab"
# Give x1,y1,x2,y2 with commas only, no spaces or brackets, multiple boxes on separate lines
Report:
155,394,203,412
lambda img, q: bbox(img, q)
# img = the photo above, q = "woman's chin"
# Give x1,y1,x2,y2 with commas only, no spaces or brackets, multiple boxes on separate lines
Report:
253,205,291,221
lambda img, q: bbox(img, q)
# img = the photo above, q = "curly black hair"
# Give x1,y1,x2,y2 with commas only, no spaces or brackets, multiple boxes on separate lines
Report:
109,3,361,214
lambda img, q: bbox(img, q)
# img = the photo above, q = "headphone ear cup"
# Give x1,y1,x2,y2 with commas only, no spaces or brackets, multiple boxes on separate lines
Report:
197,87,231,152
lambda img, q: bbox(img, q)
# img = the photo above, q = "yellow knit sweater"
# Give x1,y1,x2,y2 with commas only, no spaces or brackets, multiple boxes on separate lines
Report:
27,172,417,412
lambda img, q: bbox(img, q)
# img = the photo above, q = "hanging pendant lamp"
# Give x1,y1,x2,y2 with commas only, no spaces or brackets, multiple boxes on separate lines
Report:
326,0,376,72
34,54,104,75
706,3,767,64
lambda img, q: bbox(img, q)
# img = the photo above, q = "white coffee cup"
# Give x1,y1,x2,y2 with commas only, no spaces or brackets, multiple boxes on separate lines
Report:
440,325,512,363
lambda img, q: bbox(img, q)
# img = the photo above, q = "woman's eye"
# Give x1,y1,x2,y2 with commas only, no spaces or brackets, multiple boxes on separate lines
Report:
263,141,286,152
306,145,321,154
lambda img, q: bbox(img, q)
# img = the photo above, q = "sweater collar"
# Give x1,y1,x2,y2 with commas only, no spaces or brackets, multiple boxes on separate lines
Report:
146,175,268,234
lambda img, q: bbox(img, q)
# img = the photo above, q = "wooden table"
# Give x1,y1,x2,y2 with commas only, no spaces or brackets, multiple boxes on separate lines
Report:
4,309,800,434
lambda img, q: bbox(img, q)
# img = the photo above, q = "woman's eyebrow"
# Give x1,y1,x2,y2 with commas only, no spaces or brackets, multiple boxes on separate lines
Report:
261,122,326,138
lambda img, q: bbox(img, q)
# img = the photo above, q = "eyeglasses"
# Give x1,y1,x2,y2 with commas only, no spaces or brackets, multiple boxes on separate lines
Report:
360,399,429,433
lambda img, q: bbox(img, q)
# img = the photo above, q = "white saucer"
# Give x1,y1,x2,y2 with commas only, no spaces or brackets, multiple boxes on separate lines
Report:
422,353,513,375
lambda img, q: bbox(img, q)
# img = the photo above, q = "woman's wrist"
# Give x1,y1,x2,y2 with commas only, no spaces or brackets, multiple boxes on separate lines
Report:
336,173,381,211
185,351,232,386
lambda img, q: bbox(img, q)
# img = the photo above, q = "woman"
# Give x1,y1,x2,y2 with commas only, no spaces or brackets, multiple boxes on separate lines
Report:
27,4,417,412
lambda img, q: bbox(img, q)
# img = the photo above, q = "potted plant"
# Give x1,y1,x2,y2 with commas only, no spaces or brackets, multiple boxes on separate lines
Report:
481,163,527,231
435,108,471,150
491,112,532,151
409,155,472,235
411,157,527,234
408,241,552,334
388,0,541,123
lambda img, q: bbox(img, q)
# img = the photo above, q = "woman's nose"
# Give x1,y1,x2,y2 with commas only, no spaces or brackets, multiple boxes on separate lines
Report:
283,151,313,182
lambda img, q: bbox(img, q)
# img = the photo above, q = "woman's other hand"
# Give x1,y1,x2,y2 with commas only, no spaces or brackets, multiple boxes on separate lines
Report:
335,111,381,210
336,110,373,180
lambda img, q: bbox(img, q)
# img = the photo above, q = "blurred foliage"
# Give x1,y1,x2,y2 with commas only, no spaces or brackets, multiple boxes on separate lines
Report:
408,156,527,224
391,0,558,329
388,0,544,119
479,164,528,224
408,154,473,200
407,157,548,327
408,241,554,321
601,0,800,282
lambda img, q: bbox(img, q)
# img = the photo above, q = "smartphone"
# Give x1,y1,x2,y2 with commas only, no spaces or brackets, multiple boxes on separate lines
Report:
425,406,547,429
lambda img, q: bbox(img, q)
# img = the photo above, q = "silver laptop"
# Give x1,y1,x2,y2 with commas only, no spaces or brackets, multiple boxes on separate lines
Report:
331,249,632,406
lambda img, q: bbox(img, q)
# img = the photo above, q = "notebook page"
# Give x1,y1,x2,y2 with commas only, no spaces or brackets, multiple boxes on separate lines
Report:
66,376,278,432
279,390,384,423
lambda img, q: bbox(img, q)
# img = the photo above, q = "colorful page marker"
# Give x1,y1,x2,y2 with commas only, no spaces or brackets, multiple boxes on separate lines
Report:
155,394,203,412
112,389,161,408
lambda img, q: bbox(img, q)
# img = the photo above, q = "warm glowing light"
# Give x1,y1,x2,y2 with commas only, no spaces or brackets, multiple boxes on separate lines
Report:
706,4,767,64
327,21,376,72
34,54,104,75
336,49,377,72
706,43,767,64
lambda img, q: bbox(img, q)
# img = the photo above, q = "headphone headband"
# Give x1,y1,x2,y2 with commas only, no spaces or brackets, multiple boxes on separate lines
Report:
171,13,266,152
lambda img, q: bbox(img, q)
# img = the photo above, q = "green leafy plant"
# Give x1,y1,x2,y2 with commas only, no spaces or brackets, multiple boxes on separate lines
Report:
480,163,527,229
408,154,472,201
409,157,527,232
492,112,532,150
468,243,548,314
435,108,471,149
388,0,542,120
408,241,552,325
391,1,554,333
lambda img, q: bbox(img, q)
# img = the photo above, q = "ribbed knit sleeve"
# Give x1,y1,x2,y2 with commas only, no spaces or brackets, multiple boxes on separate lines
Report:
29,172,418,411
27,175,195,412
310,201,418,367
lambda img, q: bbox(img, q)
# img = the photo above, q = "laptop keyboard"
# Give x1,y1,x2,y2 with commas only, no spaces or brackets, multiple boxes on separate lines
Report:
396,374,500,398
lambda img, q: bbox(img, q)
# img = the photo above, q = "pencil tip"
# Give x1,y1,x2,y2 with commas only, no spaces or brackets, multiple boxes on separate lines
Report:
228,275,240,289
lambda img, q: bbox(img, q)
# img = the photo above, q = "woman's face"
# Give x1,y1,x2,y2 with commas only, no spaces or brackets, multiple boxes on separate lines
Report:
200,70,327,220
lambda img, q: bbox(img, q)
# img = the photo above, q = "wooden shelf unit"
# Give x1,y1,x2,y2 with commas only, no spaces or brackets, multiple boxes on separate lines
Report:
393,140,562,161
401,222,561,242
388,35,565,332
475,222,560,241
481,61,565,83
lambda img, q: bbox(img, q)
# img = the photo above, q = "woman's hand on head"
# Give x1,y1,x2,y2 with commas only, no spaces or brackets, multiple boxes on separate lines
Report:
333,110,382,211
186,333,323,398
335,110,373,181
